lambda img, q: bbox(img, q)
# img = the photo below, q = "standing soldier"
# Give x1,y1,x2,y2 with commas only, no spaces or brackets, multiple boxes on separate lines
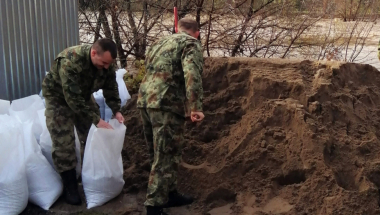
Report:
137,18,205,215
42,38,125,205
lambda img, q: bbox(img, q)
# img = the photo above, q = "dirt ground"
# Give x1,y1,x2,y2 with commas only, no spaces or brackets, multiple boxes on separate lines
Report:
24,57,380,214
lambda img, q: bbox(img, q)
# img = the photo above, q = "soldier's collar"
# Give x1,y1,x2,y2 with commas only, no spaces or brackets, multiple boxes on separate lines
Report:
179,31,191,36
88,49,97,70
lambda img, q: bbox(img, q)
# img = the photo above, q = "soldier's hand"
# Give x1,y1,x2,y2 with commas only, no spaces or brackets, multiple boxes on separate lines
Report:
115,112,124,123
97,119,113,129
190,111,204,122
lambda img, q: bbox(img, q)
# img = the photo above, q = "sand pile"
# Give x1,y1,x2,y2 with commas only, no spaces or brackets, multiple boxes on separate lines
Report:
122,57,380,214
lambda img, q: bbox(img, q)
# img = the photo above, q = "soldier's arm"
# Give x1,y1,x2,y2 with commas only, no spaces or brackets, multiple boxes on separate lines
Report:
103,64,122,115
59,58,100,125
181,39,204,112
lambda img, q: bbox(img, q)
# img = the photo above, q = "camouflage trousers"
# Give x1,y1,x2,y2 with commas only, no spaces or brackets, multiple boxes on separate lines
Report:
44,95,100,173
139,108,185,207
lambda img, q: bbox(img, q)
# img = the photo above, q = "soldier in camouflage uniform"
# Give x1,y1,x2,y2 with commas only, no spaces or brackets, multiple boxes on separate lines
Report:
137,18,205,215
41,38,125,205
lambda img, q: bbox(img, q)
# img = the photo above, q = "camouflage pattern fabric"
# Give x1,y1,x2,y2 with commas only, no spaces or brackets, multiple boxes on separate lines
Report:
140,108,185,207
45,95,99,173
42,44,121,125
41,44,121,173
137,32,204,118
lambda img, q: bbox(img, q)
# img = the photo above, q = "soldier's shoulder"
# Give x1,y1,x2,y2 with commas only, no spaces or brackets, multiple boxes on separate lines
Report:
56,44,91,63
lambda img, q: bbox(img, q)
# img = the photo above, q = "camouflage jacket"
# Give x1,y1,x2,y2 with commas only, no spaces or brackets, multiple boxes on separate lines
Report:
42,44,121,124
136,32,204,117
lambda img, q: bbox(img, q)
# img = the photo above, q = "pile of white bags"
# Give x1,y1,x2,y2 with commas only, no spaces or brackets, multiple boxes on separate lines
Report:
93,69,131,122
82,119,126,209
1,68,129,212
0,115,29,215
0,99,10,114
22,120,63,210
9,95,45,143
0,95,64,212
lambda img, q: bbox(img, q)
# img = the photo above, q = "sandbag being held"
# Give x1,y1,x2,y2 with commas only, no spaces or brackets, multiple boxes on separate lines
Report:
82,119,126,209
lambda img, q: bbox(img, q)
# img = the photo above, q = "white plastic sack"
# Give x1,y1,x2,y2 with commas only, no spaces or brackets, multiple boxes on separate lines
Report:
93,90,113,122
9,95,45,143
0,99,10,115
93,69,130,122
93,90,106,120
82,119,126,209
116,69,131,107
22,120,63,210
38,90,46,107
104,103,113,122
0,115,28,215
37,109,82,178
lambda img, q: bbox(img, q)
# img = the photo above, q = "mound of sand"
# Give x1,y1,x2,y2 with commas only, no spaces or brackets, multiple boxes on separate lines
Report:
122,57,380,214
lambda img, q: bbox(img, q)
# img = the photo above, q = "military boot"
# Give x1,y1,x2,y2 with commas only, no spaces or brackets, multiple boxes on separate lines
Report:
60,169,82,205
162,190,194,208
146,206,169,215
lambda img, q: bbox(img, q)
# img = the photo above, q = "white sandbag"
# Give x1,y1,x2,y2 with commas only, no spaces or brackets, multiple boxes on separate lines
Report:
38,90,46,107
104,103,113,122
22,120,63,210
116,69,131,107
82,119,126,209
93,90,114,122
93,69,130,122
9,95,45,143
93,90,106,120
0,115,28,215
0,99,10,115
37,109,82,178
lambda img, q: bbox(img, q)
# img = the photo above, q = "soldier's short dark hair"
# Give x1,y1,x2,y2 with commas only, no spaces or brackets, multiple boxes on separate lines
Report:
93,38,117,59
178,18,199,33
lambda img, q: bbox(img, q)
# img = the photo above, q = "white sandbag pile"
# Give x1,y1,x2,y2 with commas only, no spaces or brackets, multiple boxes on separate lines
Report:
0,99,10,114
1,69,130,212
9,95,45,143
0,95,63,213
22,120,63,210
0,115,29,215
82,119,126,209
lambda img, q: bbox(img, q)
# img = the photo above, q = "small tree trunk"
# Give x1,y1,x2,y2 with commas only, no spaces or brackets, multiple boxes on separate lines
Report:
206,0,215,56
99,4,112,39
231,0,255,56
110,1,126,67
93,13,102,43
141,0,148,59
196,0,204,40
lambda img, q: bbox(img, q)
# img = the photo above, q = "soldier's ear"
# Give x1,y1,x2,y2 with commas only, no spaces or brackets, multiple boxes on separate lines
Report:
194,31,200,39
91,49,97,58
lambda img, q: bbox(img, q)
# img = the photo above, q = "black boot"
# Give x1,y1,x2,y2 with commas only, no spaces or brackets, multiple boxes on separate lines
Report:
146,206,168,215
60,169,82,205
162,190,194,208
